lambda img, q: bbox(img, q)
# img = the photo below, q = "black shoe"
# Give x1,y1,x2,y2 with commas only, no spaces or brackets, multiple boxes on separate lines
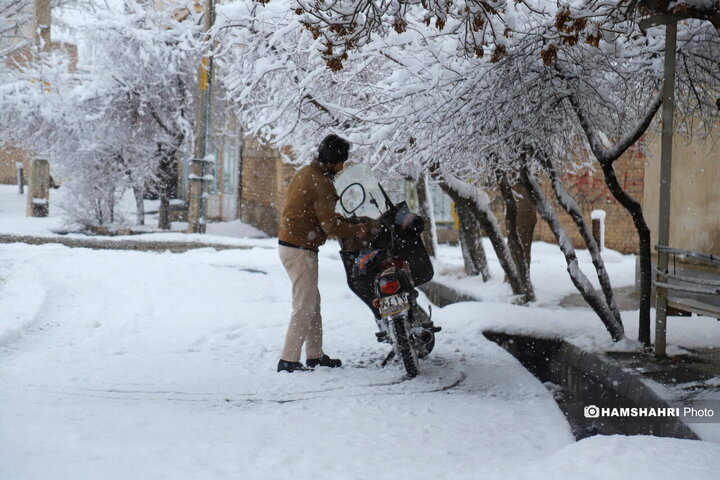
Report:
306,354,342,368
277,359,313,373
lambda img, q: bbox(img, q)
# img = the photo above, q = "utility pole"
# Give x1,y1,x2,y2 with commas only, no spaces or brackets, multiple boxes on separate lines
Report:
187,0,215,233
639,10,689,356
33,0,51,49
653,19,677,357
26,0,52,218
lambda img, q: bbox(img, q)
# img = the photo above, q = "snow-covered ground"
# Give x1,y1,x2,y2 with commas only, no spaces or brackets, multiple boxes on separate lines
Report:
1,185,719,479
0,185,270,247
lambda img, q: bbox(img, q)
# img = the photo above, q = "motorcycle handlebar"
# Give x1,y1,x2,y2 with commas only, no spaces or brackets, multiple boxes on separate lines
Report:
368,204,424,248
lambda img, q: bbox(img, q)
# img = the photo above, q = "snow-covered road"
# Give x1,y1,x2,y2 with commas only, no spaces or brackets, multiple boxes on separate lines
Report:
1,242,718,479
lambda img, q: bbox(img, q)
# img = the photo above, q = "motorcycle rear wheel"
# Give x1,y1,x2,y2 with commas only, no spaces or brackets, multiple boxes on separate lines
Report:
392,316,419,378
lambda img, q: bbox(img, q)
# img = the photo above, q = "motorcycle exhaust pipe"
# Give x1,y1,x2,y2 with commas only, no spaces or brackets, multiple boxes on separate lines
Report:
419,330,434,344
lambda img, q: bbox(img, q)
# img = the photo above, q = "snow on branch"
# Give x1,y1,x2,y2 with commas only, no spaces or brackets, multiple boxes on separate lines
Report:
292,0,541,70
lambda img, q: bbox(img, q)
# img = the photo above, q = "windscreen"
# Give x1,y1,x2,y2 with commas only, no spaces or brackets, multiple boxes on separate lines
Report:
334,164,390,219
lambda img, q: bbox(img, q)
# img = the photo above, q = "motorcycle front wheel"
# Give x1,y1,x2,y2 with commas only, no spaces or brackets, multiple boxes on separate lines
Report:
392,316,419,378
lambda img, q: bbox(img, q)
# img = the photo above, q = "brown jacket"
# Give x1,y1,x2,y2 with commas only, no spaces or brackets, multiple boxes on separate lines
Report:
279,162,367,251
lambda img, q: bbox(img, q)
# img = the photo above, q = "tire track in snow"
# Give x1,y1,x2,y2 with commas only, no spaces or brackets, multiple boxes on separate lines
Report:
26,370,467,405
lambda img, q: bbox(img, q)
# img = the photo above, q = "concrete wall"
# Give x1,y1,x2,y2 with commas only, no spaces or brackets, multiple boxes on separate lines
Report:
644,132,720,256
207,193,237,222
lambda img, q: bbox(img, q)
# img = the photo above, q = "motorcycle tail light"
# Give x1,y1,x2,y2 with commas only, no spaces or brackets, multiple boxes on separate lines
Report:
379,279,401,295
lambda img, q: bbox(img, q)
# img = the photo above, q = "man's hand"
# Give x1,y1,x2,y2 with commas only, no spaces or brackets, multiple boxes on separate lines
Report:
358,217,381,239
357,223,370,239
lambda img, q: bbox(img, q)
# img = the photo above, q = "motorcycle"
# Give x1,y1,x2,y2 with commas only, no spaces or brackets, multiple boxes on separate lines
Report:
335,165,441,378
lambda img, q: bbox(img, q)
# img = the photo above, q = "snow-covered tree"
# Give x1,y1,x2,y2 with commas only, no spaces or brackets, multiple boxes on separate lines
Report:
213,1,538,298
1,1,201,230
0,0,31,59
561,1,719,36
546,3,720,345
292,0,719,341
290,0,545,70
1,1,93,59
214,0,719,340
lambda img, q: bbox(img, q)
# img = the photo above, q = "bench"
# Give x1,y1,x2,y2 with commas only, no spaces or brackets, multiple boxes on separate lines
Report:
654,245,720,355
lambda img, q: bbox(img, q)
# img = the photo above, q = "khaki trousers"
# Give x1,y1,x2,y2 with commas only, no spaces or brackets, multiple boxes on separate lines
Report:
279,245,324,362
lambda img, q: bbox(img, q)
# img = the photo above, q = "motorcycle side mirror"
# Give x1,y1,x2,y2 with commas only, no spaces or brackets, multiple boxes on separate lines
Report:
339,183,366,215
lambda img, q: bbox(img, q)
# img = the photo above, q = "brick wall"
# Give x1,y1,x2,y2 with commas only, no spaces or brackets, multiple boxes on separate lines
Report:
489,147,645,254
238,137,296,236
0,143,31,184
237,137,645,253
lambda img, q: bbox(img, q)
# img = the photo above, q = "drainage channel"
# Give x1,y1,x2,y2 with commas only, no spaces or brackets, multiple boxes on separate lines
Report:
483,331,700,441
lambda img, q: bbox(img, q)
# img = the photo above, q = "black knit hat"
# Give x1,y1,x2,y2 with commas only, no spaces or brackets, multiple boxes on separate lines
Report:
317,134,350,164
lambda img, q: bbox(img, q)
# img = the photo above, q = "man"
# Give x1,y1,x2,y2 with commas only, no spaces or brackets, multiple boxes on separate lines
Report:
277,134,373,373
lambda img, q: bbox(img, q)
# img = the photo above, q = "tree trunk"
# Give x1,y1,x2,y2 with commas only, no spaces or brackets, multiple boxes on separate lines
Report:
542,159,623,328
156,145,178,231
521,166,624,341
158,185,171,231
17,163,24,194
599,160,652,346
498,175,536,301
566,90,661,347
438,179,527,301
108,187,115,224
454,196,491,281
94,199,103,226
415,173,437,257
133,186,145,226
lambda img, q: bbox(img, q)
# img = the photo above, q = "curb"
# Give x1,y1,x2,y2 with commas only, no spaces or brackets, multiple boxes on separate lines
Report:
484,331,700,440
0,233,252,253
422,280,705,441
419,281,480,307
561,339,699,439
